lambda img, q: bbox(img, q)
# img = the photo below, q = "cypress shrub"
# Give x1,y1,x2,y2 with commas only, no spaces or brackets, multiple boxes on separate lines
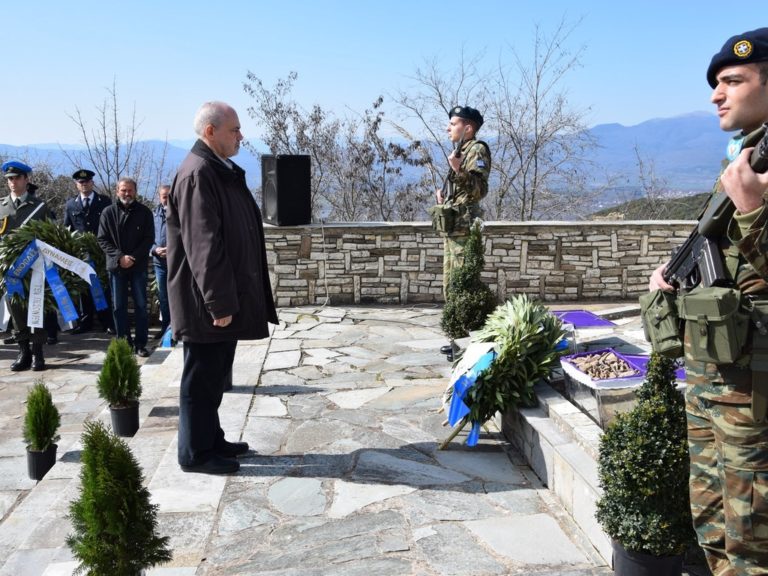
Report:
67,420,171,574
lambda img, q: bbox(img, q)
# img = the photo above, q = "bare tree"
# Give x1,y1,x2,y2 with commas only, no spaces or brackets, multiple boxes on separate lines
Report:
393,18,599,221
243,71,340,216
243,73,427,222
393,51,492,196
62,79,171,201
491,19,598,220
0,154,72,222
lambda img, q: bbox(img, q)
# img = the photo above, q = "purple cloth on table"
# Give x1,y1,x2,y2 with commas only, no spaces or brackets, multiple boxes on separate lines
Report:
623,354,686,381
552,310,615,328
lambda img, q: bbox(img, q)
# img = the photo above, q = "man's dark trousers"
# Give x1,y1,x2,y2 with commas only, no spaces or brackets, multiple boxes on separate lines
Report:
178,340,237,466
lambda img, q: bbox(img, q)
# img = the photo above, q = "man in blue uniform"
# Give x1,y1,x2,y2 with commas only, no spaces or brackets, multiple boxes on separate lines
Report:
64,169,113,334
0,161,50,370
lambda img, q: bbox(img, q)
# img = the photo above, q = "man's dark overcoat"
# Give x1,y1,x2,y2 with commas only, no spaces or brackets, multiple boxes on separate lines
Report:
167,139,277,343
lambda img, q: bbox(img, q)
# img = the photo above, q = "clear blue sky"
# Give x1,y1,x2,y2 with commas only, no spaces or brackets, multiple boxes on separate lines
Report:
2,0,762,146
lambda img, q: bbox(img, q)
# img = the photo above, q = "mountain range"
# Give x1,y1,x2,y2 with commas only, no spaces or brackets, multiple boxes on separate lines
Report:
0,112,731,203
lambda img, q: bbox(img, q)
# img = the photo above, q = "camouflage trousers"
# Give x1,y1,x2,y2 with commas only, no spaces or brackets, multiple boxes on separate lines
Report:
686,384,768,575
442,233,469,299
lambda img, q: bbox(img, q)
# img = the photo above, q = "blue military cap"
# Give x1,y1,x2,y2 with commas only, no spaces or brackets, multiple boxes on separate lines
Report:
2,160,32,177
707,27,768,88
449,105,484,129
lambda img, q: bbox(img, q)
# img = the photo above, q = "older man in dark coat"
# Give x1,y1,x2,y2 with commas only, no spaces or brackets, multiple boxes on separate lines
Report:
167,101,277,475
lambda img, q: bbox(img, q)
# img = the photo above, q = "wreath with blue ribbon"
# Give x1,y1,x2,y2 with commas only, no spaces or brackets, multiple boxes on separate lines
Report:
0,220,108,320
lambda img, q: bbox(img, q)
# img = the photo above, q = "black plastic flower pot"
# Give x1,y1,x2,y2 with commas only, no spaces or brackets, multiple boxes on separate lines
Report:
612,540,684,576
27,443,57,481
110,401,140,437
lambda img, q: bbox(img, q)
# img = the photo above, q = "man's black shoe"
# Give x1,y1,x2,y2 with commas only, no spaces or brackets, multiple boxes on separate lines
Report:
135,347,150,358
71,324,90,335
440,344,453,355
46,336,58,345
216,440,250,458
180,455,240,475
105,327,116,335
3,335,16,345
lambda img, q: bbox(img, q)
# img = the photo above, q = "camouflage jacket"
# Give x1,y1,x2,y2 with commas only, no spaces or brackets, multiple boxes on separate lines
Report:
687,124,768,402
722,125,768,292
444,138,491,208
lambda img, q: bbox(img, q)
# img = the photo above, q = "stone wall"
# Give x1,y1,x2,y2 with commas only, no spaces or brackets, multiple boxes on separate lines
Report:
264,220,694,307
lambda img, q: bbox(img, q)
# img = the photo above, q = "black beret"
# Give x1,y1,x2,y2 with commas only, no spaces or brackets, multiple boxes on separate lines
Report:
448,105,484,129
72,169,95,181
707,27,768,88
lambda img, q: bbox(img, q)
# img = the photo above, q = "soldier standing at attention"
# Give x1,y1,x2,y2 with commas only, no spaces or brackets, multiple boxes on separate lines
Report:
0,161,50,371
435,106,491,296
434,106,490,355
648,28,768,574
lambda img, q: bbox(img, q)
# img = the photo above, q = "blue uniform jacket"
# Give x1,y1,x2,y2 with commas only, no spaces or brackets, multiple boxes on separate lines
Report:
63,193,112,234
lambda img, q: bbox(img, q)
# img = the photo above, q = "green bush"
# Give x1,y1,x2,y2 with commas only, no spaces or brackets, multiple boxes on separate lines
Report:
23,379,61,452
595,352,696,556
97,338,142,408
441,220,497,339
67,420,171,575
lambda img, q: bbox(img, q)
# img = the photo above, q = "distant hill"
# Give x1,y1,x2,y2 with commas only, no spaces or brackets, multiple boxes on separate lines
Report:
589,111,724,191
0,112,730,204
590,192,709,220
0,141,264,191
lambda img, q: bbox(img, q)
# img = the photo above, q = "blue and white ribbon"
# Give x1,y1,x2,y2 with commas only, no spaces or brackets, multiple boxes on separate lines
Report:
4,239,105,328
447,347,496,447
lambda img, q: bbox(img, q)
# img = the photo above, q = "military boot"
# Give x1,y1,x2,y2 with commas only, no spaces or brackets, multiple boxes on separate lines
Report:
10,341,32,371
31,342,46,372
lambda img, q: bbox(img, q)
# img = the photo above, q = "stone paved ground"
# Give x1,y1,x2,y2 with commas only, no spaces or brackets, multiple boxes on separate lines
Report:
0,306,614,575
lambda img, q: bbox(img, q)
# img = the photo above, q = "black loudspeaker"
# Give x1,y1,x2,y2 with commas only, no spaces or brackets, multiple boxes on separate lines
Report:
261,154,311,226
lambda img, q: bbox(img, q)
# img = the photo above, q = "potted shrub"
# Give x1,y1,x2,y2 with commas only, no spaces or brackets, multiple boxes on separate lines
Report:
23,379,61,481
441,219,497,352
67,420,172,574
97,337,142,437
595,352,697,575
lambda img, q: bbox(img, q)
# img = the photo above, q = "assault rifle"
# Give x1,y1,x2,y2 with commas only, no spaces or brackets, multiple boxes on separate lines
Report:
663,124,768,290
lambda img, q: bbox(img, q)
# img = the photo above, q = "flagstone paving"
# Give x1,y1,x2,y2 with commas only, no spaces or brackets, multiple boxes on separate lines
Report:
0,306,621,575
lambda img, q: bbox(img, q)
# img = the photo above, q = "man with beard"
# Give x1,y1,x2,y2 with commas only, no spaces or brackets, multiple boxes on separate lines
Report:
97,177,154,357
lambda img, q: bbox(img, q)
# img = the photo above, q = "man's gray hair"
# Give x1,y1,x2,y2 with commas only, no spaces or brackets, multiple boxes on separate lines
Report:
193,101,232,137
117,176,138,190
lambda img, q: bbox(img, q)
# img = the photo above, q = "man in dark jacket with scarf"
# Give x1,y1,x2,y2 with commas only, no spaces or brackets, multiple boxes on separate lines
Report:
97,177,155,357
167,101,277,475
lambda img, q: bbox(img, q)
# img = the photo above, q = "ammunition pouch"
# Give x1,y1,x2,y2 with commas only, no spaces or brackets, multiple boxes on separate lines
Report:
429,204,471,235
679,286,749,364
639,289,683,358
747,299,768,423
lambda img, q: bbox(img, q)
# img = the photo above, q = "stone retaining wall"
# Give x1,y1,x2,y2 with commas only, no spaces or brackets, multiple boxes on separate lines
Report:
264,220,694,307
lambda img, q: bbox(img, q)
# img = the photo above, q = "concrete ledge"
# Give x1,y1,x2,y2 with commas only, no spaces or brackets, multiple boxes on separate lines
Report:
501,382,612,564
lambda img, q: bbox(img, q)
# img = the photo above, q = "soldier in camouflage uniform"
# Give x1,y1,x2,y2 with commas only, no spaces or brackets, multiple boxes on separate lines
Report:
435,106,491,299
649,28,768,575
